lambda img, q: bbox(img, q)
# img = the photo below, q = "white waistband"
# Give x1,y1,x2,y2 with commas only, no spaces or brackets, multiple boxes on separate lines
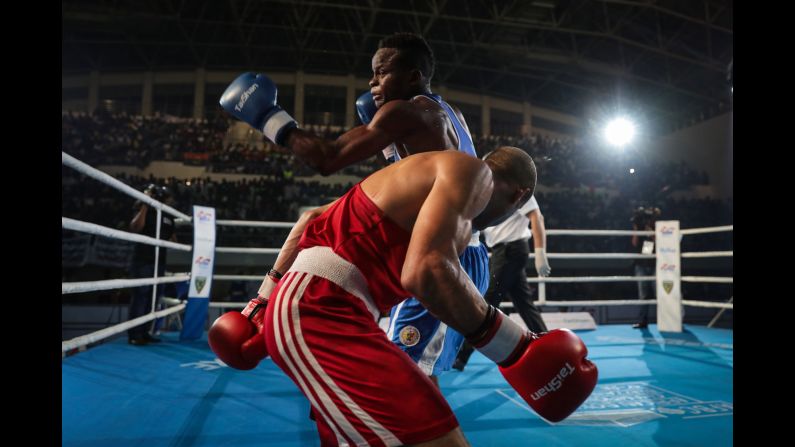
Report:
469,231,482,247
289,246,379,321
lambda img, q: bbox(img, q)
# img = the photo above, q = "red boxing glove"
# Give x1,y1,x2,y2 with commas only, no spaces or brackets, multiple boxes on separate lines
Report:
208,297,269,370
240,296,269,362
467,306,598,422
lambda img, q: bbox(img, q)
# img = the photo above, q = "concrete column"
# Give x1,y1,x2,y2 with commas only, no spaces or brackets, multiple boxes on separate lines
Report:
294,71,305,125
522,101,532,136
481,95,491,137
345,74,356,128
88,71,100,112
193,68,206,119
141,71,154,116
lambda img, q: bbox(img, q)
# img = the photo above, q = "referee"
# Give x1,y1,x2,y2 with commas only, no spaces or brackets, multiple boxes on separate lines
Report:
453,195,551,370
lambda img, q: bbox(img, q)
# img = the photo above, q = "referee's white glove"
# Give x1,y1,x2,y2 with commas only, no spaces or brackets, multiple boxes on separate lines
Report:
534,247,552,277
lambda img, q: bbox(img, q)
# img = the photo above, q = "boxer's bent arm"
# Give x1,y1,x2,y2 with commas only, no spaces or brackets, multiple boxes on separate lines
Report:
283,100,427,175
257,200,337,299
401,155,493,336
273,201,336,274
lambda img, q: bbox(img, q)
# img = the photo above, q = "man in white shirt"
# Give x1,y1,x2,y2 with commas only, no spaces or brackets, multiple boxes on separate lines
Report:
453,195,551,370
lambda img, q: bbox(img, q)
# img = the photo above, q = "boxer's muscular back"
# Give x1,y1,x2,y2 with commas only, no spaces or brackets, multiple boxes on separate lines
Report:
361,151,492,256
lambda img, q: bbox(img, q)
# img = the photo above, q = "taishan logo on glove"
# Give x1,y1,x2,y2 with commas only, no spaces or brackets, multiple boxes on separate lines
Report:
531,363,575,401
235,84,259,112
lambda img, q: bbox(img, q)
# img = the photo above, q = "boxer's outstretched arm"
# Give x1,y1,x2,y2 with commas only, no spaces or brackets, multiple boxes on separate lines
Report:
400,154,493,336
283,100,427,175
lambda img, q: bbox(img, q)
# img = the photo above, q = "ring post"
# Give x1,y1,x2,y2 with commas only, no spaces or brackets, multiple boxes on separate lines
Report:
656,220,682,332
180,206,217,340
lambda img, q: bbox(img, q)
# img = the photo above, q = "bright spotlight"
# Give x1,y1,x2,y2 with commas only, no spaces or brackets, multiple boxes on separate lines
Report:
604,118,636,147
629,168,635,174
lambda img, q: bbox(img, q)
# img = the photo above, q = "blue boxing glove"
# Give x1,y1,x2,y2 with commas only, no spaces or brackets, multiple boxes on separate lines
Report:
355,91,378,125
356,91,398,163
219,73,297,146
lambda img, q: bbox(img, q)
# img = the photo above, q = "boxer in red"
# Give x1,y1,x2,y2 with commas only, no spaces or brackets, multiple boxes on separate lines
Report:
210,147,597,446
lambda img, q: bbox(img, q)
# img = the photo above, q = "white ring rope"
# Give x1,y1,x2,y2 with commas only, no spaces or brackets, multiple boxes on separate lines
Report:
61,274,272,297
682,300,734,309
213,275,266,281
210,302,247,309
62,274,191,294
681,251,733,258
62,151,191,221
172,224,731,236
680,225,733,235
681,276,733,284
175,223,731,238
504,299,658,307
529,253,655,259
62,217,192,251
216,219,296,228
62,303,186,353
215,246,281,254
527,276,656,283
531,251,732,260
176,218,297,228
208,298,729,313
505,299,732,309
546,229,654,236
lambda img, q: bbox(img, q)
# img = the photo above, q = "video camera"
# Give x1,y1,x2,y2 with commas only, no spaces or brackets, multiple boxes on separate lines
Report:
631,206,661,227
143,183,171,201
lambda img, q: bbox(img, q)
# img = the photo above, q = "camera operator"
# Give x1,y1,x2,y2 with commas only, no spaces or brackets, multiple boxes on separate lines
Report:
128,183,177,345
631,206,660,329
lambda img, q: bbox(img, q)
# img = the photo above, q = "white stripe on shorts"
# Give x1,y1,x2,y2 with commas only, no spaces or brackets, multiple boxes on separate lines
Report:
386,300,406,340
272,272,350,446
288,272,403,446
418,322,449,376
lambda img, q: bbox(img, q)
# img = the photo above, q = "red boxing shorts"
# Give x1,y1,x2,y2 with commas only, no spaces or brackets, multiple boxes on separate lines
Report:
264,246,459,446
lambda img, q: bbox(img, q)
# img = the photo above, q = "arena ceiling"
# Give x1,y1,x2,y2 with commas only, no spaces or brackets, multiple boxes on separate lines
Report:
63,0,732,135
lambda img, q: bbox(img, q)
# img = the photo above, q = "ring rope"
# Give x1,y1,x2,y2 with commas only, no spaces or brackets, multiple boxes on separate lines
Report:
505,299,658,307
681,276,733,283
62,151,191,221
680,225,733,235
62,274,191,294
206,298,730,311
530,253,654,259
216,219,296,228
546,229,654,236
681,300,734,309
210,302,247,309
63,217,192,251
681,251,733,258
526,275,656,283
62,303,186,353
213,275,267,281
215,246,281,254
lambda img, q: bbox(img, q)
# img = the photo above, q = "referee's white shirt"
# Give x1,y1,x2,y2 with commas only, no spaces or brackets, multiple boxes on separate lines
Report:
483,196,539,247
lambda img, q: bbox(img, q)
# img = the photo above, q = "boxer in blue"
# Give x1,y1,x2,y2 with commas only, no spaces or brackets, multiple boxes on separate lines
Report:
220,32,489,384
